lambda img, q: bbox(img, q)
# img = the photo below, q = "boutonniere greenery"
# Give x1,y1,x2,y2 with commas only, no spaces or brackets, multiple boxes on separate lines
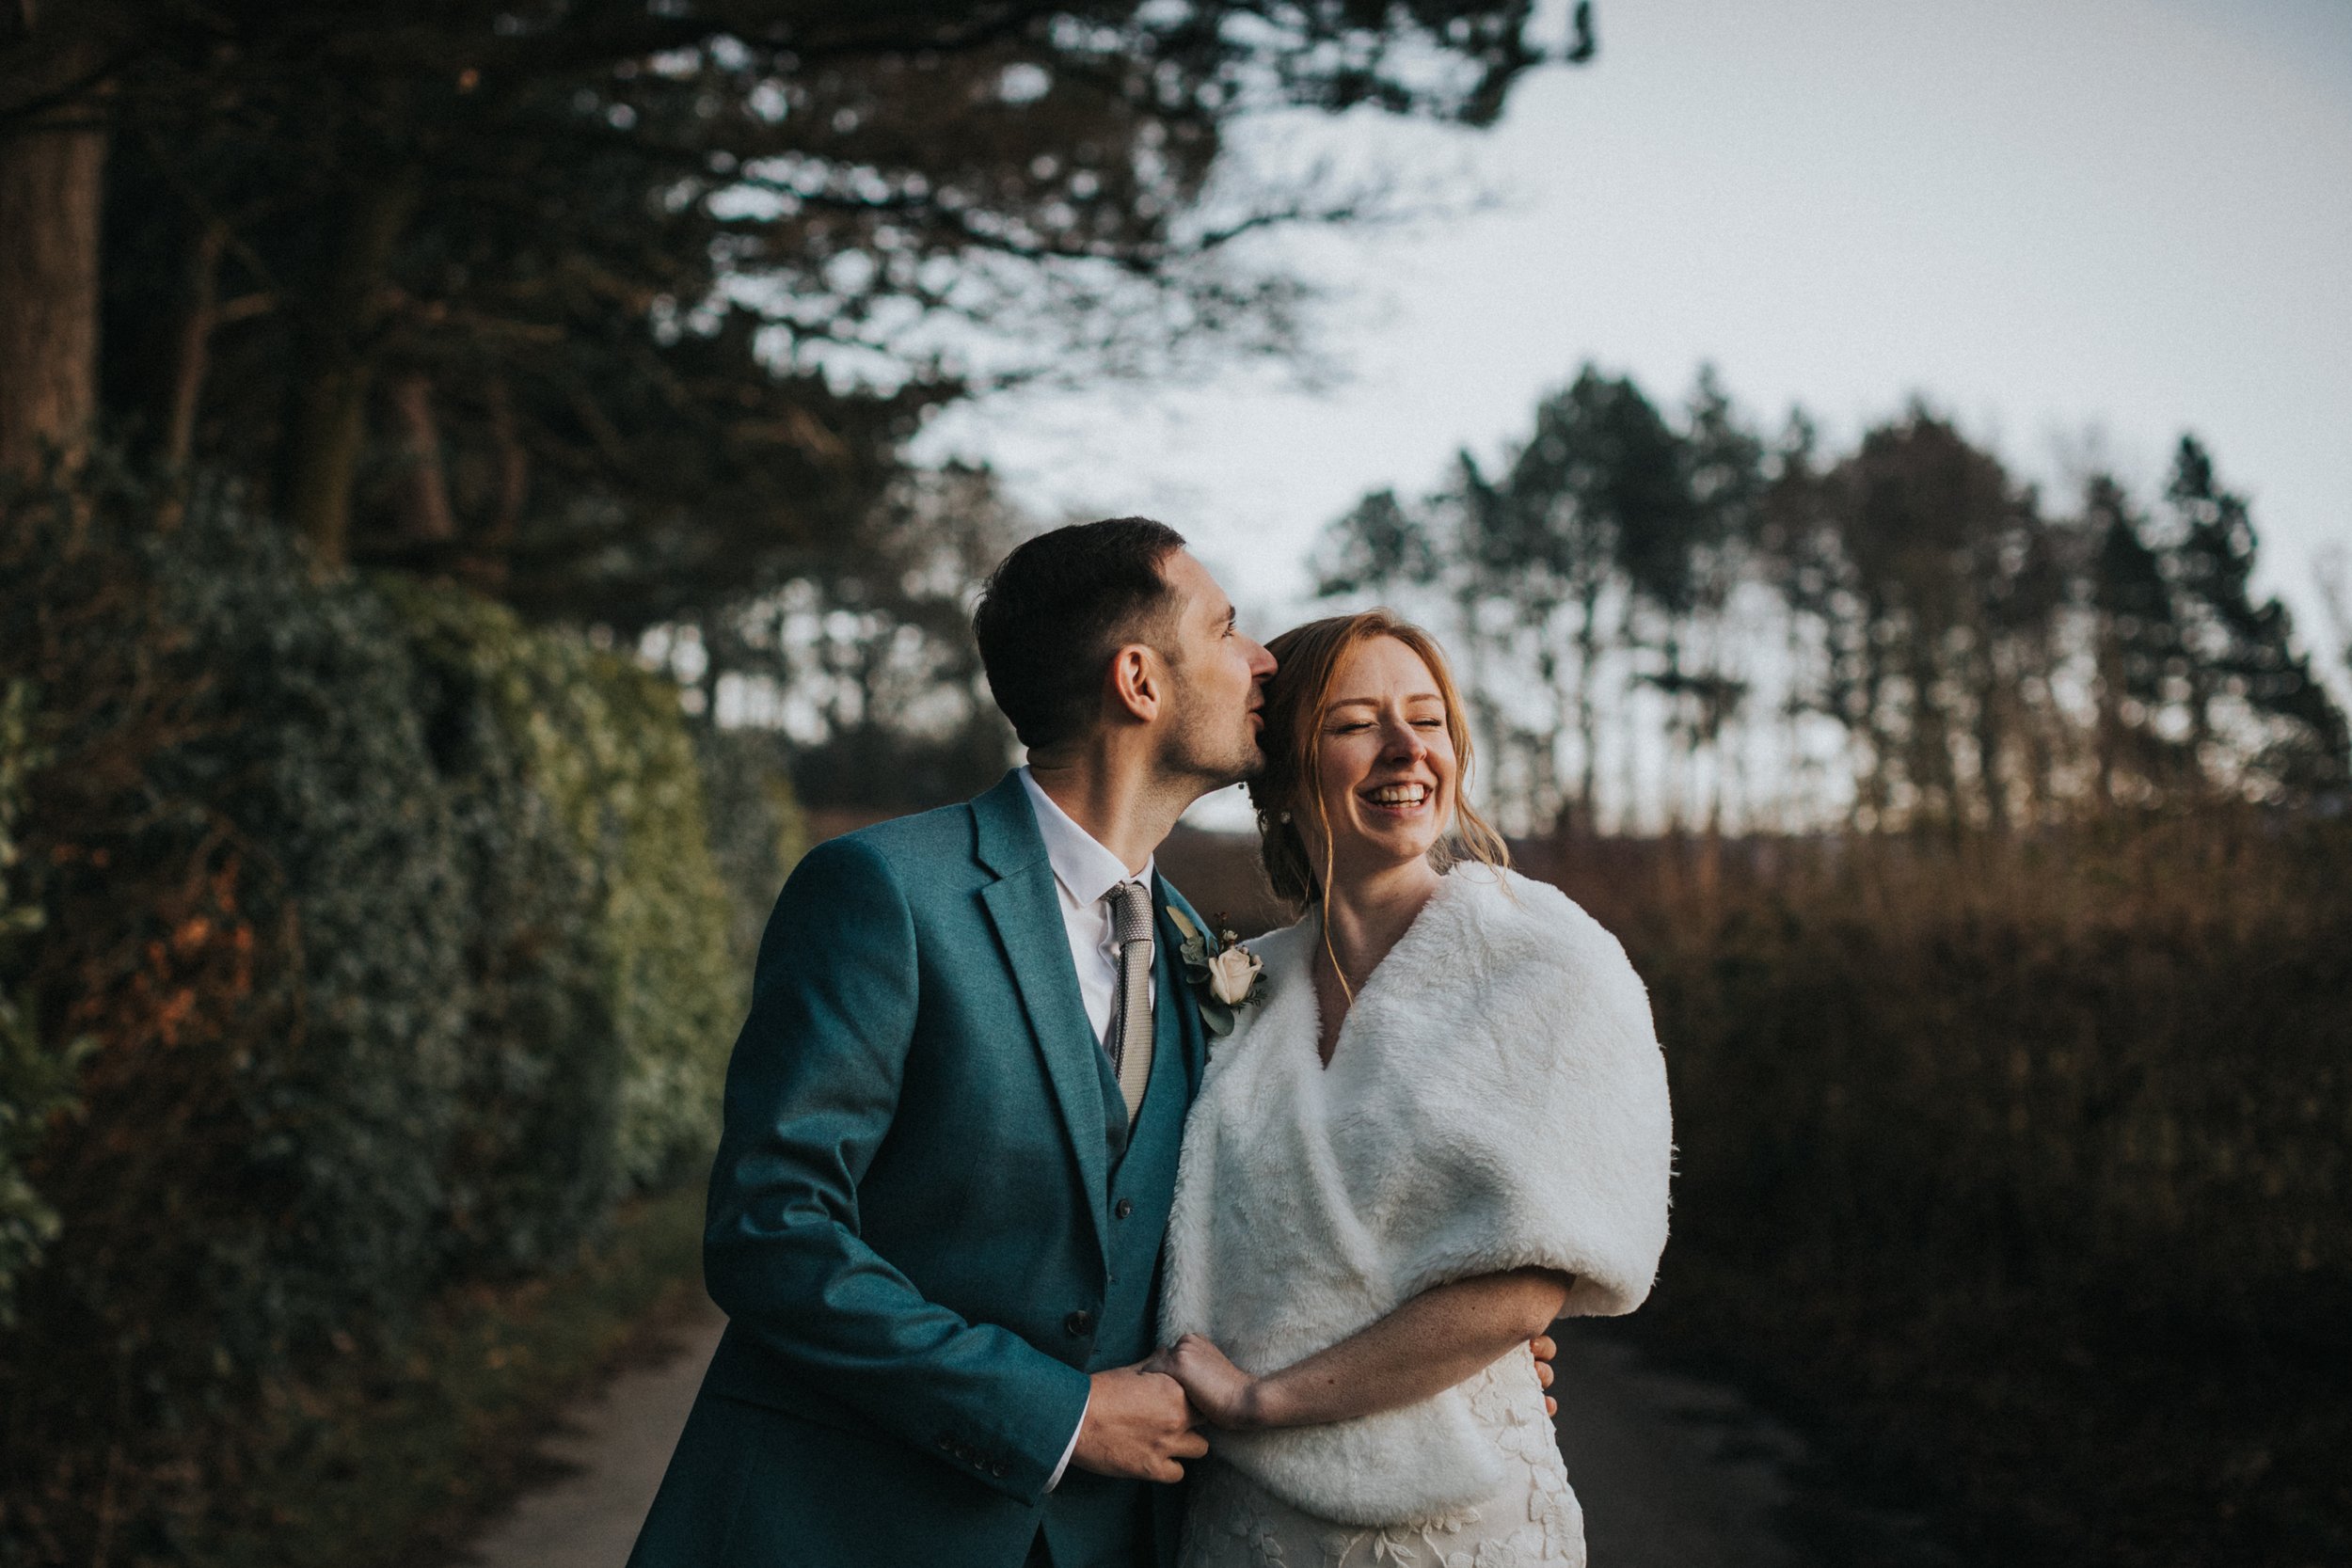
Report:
1167,908,1266,1038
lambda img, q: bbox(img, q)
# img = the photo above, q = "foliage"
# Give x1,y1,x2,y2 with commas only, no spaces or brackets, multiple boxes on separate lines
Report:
378,577,745,1200
0,682,76,1329
176,1185,706,1568
376,581,625,1273
694,722,808,976
515,632,737,1188
0,467,456,1560
0,462,765,1561
1319,368,2351,832
3,0,1581,607
703,460,1023,813
2159,437,2352,799
144,499,477,1352
1536,819,2352,1567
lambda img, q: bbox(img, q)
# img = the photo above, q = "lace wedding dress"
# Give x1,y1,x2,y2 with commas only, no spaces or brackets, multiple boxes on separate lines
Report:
1179,1353,1584,1568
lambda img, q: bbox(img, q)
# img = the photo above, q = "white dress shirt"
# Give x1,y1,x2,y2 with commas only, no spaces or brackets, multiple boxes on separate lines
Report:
1017,766,1158,1491
1019,767,1157,1038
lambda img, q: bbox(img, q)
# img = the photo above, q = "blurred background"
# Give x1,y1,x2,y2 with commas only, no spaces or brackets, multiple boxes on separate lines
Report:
1,2,2345,1565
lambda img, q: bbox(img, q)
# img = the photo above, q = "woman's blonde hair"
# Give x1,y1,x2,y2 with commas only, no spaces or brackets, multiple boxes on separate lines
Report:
1249,610,1509,911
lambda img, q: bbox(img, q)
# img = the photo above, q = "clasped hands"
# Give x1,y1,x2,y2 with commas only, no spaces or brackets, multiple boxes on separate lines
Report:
1070,1333,1558,1483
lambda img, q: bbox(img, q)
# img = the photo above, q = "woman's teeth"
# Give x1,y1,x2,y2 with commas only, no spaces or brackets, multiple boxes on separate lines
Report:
1366,784,1429,806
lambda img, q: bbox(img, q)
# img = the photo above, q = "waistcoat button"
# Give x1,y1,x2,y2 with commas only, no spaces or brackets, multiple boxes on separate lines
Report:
1064,1308,1093,1338
1115,1198,1134,1219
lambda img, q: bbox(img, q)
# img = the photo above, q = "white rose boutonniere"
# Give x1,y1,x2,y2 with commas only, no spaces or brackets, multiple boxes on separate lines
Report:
1205,945,1260,1006
1167,907,1266,1038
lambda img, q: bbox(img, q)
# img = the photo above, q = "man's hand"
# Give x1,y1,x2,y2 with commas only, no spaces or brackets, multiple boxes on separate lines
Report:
1533,1333,1557,1418
1070,1363,1209,1483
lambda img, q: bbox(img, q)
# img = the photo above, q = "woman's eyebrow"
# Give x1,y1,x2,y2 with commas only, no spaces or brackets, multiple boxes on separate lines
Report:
1325,692,1443,711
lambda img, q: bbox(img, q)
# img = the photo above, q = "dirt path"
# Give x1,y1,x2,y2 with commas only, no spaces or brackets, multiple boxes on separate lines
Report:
458,1307,1931,1567
454,1295,727,1568
1556,1334,1806,1568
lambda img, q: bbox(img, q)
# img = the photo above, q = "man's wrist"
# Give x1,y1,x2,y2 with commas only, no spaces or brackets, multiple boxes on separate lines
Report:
1045,1392,1089,1492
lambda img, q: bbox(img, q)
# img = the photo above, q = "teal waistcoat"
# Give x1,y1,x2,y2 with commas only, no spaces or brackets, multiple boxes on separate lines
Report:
1038,913,1199,1568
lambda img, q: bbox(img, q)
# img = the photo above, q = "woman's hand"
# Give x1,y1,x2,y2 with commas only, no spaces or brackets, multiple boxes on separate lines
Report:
1146,1334,1266,1431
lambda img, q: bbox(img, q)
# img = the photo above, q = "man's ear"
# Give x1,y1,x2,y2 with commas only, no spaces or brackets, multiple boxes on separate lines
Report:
1106,643,1163,724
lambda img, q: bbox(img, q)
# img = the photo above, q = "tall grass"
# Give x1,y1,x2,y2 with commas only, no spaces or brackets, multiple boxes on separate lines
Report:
1523,816,2352,1566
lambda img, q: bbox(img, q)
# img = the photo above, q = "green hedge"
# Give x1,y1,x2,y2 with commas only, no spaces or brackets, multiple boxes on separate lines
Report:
696,722,810,984
151,512,477,1362
379,582,623,1274
381,580,740,1196
0,470,784,1563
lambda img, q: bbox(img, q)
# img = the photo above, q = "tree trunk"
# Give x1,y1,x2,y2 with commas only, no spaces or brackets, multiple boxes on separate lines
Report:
0,49,107,481
1972,643,2010,833
484,374,528,537
160,221,225,471
1854,627,1894,831
277,173,417,571
1573,581,1602,824
389,370,454,543
1538,641,1571,838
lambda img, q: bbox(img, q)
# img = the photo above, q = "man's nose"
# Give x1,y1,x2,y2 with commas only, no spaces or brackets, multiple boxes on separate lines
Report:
1248,638,1277,676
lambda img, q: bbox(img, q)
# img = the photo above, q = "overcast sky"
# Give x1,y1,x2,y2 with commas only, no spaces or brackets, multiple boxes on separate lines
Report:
925,0,2352,679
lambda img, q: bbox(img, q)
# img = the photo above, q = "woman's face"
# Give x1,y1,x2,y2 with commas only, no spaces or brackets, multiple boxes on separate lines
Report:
1310,635,1457,880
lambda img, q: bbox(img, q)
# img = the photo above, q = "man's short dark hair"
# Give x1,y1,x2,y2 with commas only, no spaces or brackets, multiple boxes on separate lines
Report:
973,516,1188,752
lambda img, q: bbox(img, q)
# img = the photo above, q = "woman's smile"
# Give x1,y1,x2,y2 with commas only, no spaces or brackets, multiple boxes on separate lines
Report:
1359,780,1436,815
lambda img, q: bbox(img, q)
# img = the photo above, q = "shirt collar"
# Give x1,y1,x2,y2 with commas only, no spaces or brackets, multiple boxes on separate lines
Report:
1018,766,1154,908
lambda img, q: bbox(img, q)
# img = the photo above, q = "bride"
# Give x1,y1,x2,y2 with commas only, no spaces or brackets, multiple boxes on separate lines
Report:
1151,610,1673,1568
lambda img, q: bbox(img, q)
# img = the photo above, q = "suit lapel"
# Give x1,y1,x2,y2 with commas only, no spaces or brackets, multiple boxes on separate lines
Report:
971,773,1111,1265
1154,878,1210,1101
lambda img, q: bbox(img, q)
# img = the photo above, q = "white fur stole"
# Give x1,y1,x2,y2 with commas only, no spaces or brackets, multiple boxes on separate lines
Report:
1159,864,1673,1525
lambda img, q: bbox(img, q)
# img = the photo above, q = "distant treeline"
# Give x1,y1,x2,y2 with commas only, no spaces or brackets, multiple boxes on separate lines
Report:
1318,368,2350,834
0,467,798,1564
1545,819,2352,1567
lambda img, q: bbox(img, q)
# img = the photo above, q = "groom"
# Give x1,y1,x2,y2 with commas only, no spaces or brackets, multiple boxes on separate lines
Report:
628,517,1276,1568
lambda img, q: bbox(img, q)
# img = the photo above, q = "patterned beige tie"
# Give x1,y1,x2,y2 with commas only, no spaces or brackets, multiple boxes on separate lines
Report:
1105,879,1155,1121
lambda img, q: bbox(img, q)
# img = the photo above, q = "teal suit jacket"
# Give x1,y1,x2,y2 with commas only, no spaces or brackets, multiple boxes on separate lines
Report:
629,771,1209,1568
